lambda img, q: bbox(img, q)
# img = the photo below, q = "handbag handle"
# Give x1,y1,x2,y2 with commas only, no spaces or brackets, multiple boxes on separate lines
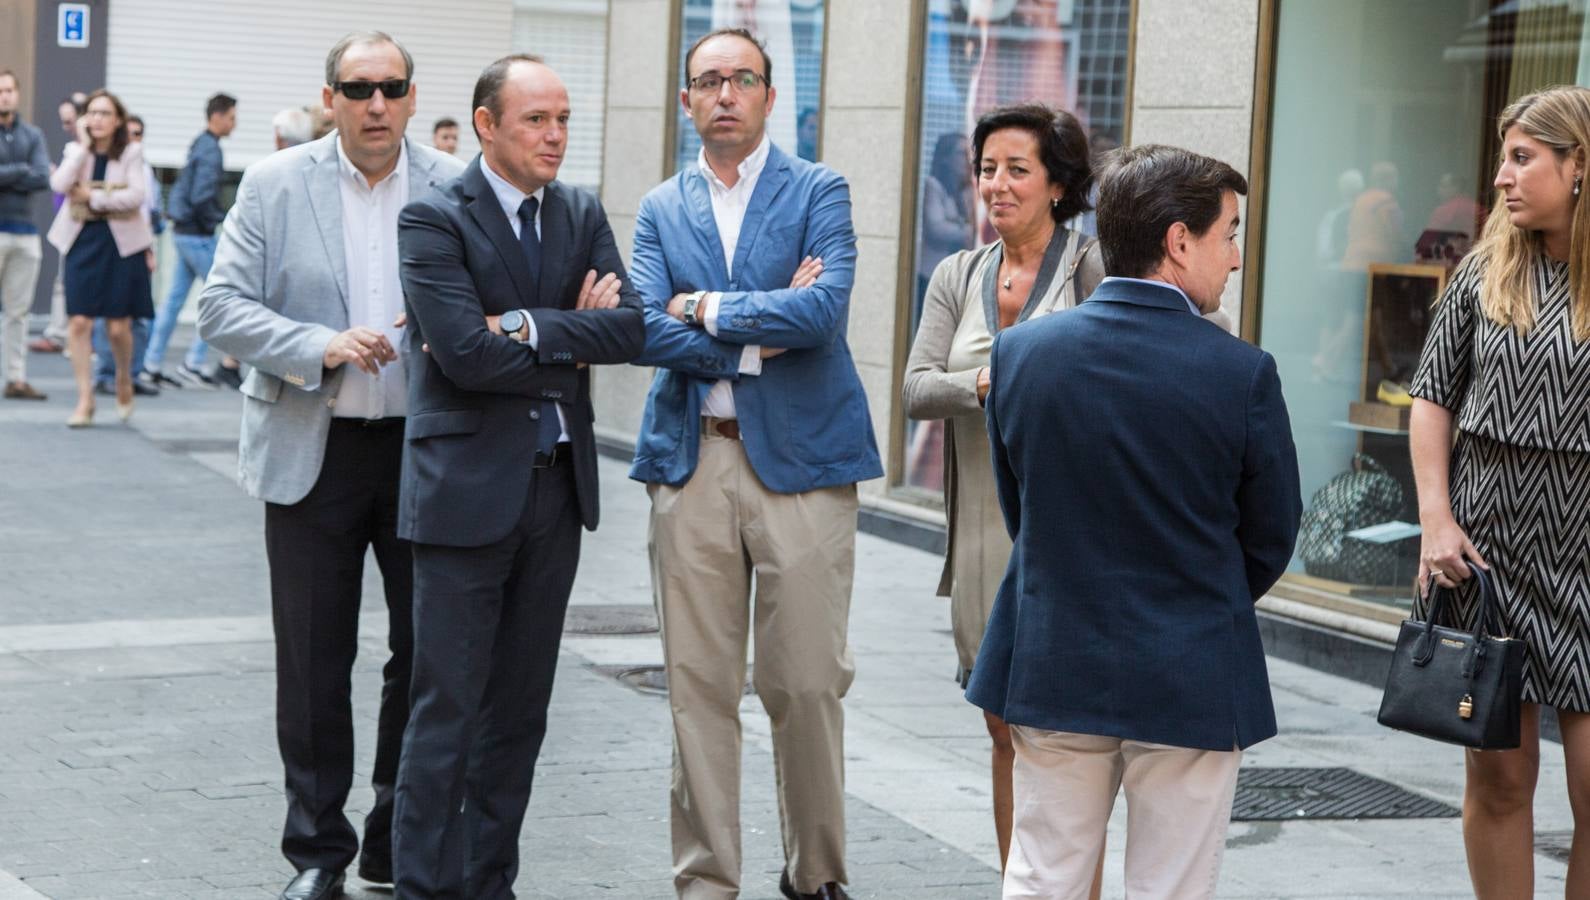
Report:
1413,562,1503,665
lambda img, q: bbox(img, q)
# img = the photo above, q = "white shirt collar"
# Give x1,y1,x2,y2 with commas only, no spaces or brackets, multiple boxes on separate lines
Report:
335,137,407,193
1098,275,1203,316
696,132,772,193
480,155,545,226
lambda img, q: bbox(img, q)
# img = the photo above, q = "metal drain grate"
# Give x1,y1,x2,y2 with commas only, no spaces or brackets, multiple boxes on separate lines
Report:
591,664,755,697
1231,767,1458,821
564,605,659,635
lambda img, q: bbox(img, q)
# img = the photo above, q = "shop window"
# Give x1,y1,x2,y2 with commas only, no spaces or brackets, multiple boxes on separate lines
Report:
671,0,827,173
1257,0,1589,615
896,0,1132,500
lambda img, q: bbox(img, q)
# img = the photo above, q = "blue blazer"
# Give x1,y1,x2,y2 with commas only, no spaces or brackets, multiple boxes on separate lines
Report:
627,143,882,492
965,279,1302,751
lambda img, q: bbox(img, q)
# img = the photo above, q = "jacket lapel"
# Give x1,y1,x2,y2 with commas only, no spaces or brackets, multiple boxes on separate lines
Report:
682,168,731,285
302,136,349,314
404,140,446,198
537,183,569,308
461,159,535,302
729,144,791,279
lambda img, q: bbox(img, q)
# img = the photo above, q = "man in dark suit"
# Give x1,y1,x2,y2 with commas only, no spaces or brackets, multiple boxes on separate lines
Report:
389,54,645,899
966,144,1301,899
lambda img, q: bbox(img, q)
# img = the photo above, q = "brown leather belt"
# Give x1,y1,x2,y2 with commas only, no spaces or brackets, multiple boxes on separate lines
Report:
701,416,740,440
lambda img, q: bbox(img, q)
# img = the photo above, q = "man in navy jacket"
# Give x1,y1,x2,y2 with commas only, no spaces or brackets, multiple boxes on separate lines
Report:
967,144,1301,899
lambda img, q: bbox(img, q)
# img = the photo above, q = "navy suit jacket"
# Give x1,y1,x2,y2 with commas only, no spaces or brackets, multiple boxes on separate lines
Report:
965,278,1302,751
396,159,645,546
627,143,882,492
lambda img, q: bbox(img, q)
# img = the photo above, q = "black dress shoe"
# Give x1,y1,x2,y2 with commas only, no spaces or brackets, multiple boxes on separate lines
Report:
779,868,851,900
356,854,392,885
279,868,344,900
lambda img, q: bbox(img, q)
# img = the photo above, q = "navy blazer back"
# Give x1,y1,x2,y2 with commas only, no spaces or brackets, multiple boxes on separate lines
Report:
965,278,1302,751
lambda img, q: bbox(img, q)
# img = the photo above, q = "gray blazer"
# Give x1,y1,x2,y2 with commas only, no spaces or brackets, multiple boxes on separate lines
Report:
198,134,465,505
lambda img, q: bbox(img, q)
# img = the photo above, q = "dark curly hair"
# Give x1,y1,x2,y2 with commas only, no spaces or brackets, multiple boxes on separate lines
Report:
970,103,1094,224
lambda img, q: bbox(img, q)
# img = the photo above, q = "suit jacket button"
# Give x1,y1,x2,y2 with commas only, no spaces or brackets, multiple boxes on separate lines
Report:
529,409,540,421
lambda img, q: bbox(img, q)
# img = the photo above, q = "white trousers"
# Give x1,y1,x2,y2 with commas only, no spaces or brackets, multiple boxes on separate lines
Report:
1004,726,1242,900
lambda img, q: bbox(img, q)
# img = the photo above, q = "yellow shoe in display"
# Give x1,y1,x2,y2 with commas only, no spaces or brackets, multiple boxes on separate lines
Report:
1377,379,1413,407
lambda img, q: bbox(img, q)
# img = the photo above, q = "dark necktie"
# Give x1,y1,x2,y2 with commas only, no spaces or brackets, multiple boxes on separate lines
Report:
517,196,541,287
517,195,561,453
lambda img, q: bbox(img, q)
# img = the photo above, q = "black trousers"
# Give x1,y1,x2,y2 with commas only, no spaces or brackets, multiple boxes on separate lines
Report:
264,418,414,873
392,459,582,900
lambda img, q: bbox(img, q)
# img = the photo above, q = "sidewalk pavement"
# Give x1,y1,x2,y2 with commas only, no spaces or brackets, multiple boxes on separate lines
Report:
0,347,1574,898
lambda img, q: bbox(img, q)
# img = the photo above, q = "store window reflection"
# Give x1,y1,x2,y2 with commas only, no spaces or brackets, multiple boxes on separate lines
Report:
1259,0,1589,612
672,0,826,173
899,0,1132,496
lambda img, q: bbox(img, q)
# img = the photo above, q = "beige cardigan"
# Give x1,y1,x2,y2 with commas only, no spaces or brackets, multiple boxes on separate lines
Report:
47,141,154,258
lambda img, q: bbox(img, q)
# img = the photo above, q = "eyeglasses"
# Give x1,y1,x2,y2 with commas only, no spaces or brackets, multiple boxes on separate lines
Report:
332,79,411,101
687,69,768,95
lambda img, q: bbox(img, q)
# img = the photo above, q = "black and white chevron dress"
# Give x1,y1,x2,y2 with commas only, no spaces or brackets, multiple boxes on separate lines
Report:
1411,255,1590,712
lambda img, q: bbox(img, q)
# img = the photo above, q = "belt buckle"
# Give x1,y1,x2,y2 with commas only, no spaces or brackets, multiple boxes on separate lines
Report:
533,443,563,469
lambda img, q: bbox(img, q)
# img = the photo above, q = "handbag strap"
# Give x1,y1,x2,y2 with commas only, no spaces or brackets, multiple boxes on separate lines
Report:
1418,561,1504,641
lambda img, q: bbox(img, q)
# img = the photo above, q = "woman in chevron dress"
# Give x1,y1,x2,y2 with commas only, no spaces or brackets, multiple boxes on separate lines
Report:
1409,85,1590,898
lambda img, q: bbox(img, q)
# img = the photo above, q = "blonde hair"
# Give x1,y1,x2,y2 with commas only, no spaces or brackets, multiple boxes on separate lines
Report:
1474,85,1590,340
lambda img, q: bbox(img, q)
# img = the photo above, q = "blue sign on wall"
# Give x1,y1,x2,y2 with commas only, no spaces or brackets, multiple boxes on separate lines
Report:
58,4,90,49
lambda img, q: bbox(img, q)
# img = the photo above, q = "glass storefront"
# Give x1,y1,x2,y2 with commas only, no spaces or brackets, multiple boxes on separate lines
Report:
671,0,827,173
897,0,1132,498
1258,0,1590,615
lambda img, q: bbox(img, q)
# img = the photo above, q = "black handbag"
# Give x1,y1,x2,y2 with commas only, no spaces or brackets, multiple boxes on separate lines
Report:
1377,563,1523,749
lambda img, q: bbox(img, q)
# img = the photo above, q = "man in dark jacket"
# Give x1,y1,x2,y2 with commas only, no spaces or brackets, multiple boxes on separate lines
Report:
0,68,50,400
967,144,1301,899
145,92,235,388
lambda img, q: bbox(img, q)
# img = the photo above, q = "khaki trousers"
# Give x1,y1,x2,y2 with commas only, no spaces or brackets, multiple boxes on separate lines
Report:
649,427,858,899
0,233,41,384
1005,726,1242,900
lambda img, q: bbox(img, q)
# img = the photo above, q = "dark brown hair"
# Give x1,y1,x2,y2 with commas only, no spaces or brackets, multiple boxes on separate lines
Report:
1095,144,1248,278
433,116,457,133
971,103,1094,224
471,53,547,139
684,27,772,85
83,89,130,161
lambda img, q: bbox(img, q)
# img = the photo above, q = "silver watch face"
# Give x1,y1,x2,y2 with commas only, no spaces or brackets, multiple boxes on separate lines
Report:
502,310,523,334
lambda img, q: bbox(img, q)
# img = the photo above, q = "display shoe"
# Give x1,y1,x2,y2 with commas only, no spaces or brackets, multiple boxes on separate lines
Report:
1376,379,1413,407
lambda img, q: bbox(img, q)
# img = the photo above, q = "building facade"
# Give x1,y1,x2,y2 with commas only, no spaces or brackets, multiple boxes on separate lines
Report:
597,0,1573,662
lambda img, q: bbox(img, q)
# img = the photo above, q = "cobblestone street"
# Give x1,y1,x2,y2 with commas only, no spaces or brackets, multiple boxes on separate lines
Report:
0,348,1574,898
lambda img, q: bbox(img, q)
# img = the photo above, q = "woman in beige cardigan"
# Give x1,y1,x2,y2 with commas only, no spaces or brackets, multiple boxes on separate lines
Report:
47,89,153,427
903,103,1103,878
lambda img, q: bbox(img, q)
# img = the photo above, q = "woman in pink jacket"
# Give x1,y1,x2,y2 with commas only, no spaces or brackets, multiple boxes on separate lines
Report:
47,89,153,427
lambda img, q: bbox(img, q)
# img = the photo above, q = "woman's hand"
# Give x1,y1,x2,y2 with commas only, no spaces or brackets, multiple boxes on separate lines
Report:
976,366,991,405
68,183,91,204
1418,512,1488,592
76,117,93,148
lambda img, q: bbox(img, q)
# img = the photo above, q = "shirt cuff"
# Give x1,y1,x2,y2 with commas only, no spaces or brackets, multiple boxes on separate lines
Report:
738,343,762,376
702,292,723,336
521,310,540,350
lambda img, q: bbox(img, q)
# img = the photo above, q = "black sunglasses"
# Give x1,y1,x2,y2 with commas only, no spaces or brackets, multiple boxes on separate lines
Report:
333,79,411,101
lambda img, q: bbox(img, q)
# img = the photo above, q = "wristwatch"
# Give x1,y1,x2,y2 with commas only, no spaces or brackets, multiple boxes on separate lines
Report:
499,308,529,341
682,291,706,327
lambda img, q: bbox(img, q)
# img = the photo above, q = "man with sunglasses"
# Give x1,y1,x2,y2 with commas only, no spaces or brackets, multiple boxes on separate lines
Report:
197,31,463,900
630,27,880,900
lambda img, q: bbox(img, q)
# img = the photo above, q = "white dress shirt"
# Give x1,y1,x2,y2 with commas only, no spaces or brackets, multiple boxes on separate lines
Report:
479,156,569,441
697,134,771,419
334,139,409,419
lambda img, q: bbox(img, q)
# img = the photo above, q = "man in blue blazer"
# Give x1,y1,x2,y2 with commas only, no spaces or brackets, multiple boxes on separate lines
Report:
628,27,881,900
967,145,1301,899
